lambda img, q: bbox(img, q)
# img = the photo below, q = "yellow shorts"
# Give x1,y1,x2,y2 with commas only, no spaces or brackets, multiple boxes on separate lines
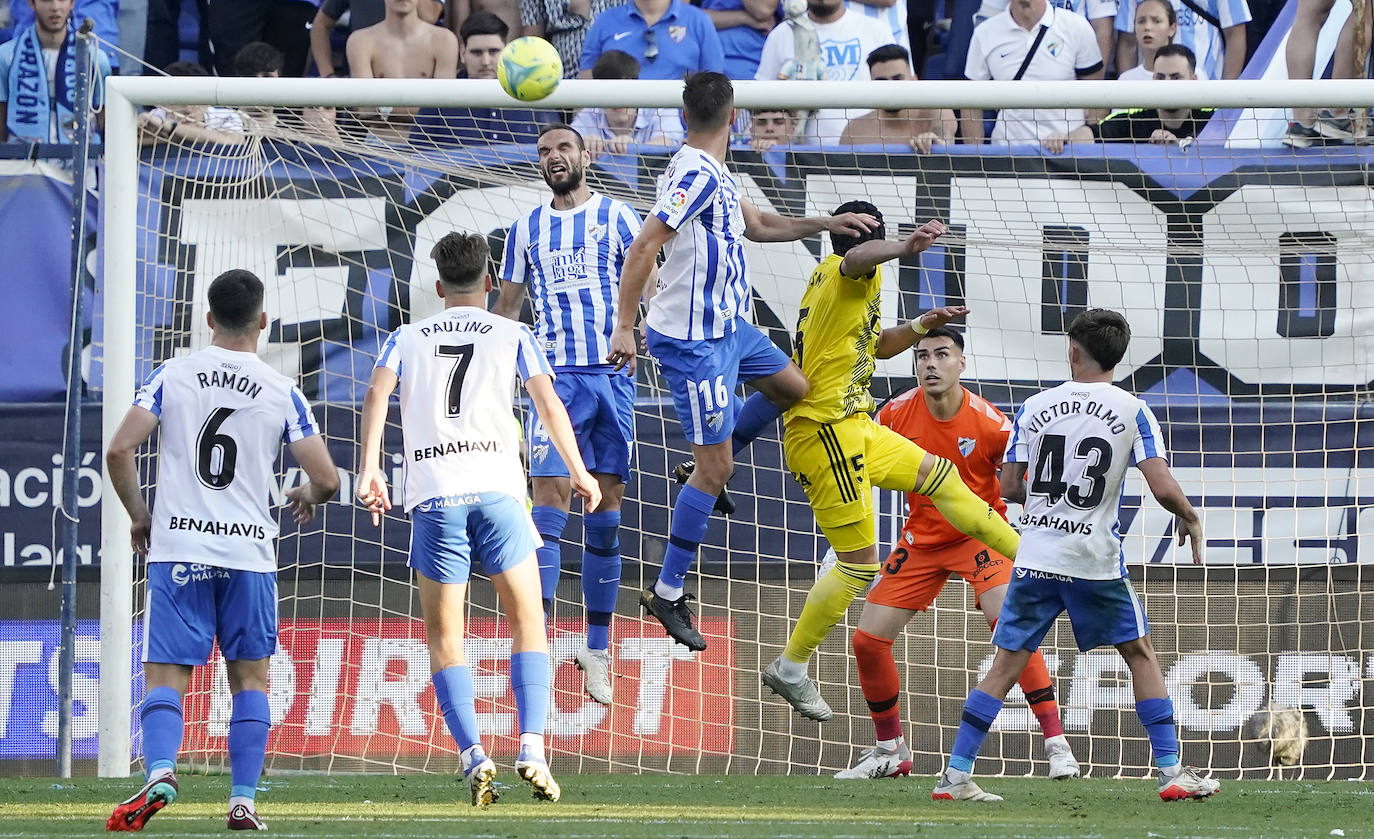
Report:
783,414,930,553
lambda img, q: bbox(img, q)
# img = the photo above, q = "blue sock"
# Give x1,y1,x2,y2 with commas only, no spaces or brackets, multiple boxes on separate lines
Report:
582,510,621,651
658,485,716,591
139,686,183,779
432,665,481,753
949,689,1003,773
228,690,270,801
731,391,782,454
1136,697,1180,769
531,506,569,615
510,651,550,736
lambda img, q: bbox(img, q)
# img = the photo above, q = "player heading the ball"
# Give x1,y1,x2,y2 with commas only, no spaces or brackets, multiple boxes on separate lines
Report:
763,206,1022,721
933,308,1218,803
607,71,879,652
357,232,601,807
105,269,341,832
495,123,645,706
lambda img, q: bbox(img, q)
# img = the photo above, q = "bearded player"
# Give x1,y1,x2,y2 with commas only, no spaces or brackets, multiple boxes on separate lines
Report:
835,326,1078,780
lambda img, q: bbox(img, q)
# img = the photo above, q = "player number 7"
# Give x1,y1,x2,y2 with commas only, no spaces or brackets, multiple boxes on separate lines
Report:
436,344,474,418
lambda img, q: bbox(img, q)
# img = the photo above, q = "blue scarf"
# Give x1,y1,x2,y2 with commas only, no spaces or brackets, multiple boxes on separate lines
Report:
8,22,76,143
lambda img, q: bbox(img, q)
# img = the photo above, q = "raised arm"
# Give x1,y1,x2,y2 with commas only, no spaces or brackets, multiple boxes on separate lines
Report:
876,305,968,359
355,365,398,525
525,374,602,511
606,215,677,373
105,406,160,554
741,198,879,243
1137,456,1204,563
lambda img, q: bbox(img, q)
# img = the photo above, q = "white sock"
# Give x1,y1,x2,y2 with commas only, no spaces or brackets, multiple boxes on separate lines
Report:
1044,734,1069,752
944,766,971,784
228,795,254,812
519,732,545,763
460,744,486,772
147,767,174,783
876,737,903,753
774,656,807,681
1158,761,1183,778
654,580,684,601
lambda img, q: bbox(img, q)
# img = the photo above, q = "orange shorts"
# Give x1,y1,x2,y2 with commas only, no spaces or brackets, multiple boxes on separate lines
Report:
866,535,1013,612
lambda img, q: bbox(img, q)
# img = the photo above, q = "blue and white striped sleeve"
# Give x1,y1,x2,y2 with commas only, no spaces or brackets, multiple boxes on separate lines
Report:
283,385,320,443
1217,0,1251,28
499,216,528,285
375,330,402,378
614,202,643,268
132,363,169,415
1131,401,1167,464
515,325,554,382
1005,405,1029,464
1114,0,1136,33
652,165,718,231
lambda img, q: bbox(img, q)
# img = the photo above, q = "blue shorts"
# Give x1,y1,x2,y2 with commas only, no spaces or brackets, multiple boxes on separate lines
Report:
143,563,278,665
646,321,790,446
527,369,635,483
410,492,540,584
991,568,1150,653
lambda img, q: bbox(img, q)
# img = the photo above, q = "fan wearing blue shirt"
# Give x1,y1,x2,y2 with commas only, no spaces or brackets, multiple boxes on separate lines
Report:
578,0,725,80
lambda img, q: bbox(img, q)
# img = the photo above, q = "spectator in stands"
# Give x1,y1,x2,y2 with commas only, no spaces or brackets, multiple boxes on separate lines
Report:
345,0,457,140
145,0,211,72
1114,0,1248,80
1117,0,1188,80
450,0,522,44
744,107,800,149
520,0,620,77
849,0,910,57
839,43,954,150
137,61,246,145
1095,44,1212,141
975,0,1116,74
7,0,121,71
1282,0,1365,147
571,50,682,156
0,0,113,144
698,0,778,79
235,40,283,77
205,0,316,77
311,0,442,78
756,0,896,144
578,0,725,81
963,0,1103,152
410,12,551,145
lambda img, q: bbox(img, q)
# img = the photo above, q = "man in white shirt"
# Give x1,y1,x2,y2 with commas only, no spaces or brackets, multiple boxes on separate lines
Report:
962,0,1103,151
756,0,897,144
976,0,1116,76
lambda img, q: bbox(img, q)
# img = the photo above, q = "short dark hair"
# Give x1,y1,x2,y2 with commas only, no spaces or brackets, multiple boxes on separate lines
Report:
681,72,734,132
460,11,509,44
207,269,264,332
592,49,640,80
866,43,911,69
1153,43,1196,72
829,200,884,257
537,122,585,150
234,41,283,77
163,61,209,77
1067,308,1131,371
918,325,964,352
430,232,491,290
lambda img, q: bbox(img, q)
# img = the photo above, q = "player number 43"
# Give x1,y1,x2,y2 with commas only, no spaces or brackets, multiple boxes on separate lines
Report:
1030,433,1113,509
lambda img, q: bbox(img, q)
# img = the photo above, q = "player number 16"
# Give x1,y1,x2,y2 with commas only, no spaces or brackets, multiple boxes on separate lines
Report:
695,376,730,412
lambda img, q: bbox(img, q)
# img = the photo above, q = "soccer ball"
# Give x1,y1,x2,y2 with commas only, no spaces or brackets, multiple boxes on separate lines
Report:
1245,703,1308,766
497,37,562,102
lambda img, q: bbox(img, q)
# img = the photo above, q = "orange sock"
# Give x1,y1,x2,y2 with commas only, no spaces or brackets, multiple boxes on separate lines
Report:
853,629,903,742
1018,651,1064,739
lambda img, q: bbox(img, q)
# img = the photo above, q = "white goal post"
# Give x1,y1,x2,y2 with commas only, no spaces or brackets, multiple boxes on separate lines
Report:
98,76,1374,779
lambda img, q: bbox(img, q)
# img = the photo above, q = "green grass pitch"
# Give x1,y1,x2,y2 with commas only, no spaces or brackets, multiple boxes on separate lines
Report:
3,774,1370,838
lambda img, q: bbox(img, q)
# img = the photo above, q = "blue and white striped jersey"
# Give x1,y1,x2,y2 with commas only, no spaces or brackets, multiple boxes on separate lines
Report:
849,0,910,55
132,346,319,573
375,306,552,511
645,145,751,341
1005,380,1166,580
500,193,642,370
1114,0,1250,80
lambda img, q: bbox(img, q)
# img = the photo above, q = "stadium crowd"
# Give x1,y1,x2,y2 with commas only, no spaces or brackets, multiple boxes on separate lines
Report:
0,0,1360,147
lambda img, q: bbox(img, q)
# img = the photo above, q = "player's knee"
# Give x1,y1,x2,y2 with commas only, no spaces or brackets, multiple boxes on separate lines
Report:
852,627,893,657
531,477,572,509
693,446,735,486
1117,635,1157,665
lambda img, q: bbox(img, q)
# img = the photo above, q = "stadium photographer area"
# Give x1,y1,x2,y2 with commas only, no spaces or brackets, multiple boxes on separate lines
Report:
1,78,1372,785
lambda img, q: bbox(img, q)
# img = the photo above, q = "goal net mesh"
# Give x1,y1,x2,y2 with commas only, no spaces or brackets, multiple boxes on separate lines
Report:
113,90,1374,781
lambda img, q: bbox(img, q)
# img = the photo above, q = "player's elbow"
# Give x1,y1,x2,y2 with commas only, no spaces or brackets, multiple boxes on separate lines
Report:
313,469,342,501
104,446,132,472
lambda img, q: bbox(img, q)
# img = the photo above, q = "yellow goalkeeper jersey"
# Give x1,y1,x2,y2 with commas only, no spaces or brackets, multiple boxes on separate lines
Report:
785,253,883,425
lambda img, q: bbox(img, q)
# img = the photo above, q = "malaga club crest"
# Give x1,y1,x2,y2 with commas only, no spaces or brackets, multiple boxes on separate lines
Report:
958,436,976,457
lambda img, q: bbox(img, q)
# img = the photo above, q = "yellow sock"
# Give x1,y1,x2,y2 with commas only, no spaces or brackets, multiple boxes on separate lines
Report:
919,456,1020,560
782,561,880,664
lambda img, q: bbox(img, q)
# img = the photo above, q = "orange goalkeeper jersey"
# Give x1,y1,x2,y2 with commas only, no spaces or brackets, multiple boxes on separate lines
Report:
876,385,1012,551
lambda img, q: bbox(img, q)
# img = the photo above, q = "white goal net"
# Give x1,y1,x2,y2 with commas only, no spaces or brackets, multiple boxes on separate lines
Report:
98,77,1374,781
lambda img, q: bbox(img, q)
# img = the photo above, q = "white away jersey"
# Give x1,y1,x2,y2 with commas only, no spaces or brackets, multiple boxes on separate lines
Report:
1005,380,1166,579
500,192,642,370
645,145,751,341
376,306,552,511
133,346,320,572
